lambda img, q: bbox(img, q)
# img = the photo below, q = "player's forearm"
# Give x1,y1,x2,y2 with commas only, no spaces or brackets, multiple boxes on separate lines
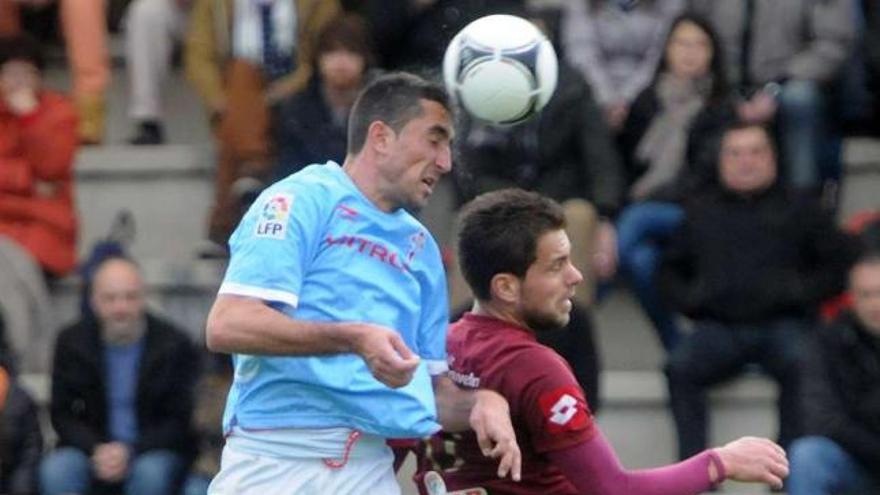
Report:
432,375,478,431
205,294,362,355
547,429,718,495
432,376,510,433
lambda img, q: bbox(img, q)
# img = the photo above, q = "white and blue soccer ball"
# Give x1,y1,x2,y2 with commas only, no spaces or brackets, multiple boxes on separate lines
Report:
443,14,558,126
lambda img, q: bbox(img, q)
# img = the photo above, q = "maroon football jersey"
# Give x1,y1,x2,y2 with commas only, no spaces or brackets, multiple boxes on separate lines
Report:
415,313,596,495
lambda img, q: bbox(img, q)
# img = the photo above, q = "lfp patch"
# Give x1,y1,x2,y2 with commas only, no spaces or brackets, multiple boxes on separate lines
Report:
255,193,293,239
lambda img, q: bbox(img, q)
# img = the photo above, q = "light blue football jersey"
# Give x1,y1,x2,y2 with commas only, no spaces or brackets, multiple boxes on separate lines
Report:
218,161,449,440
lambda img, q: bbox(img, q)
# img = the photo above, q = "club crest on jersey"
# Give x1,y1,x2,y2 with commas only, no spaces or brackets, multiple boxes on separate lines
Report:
255,193,293,239
538,385,591,434
407,230,427,263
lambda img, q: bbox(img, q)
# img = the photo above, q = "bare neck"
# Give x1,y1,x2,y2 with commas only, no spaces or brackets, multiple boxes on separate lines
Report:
342,154,395,213
471,300,530,331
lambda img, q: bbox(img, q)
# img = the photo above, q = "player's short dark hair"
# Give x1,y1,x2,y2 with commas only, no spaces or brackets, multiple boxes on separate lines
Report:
457,189,566,301
346,72,450,155
0,33,45,71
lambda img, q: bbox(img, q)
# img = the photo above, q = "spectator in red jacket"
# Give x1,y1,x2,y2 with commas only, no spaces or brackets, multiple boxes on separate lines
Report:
0,33,79,278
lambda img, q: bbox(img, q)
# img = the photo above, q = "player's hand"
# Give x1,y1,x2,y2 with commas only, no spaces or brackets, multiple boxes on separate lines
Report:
352,323,420,388
714,436,789,489
470,389,522,482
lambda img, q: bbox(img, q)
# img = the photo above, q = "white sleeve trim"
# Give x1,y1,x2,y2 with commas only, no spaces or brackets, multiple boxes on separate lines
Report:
218,282,300,308
425,359,449,376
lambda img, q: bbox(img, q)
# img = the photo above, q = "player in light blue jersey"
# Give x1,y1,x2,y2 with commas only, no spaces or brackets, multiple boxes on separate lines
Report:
205,72,521,494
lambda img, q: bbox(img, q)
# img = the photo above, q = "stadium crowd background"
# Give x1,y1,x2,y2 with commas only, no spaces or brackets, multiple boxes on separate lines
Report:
1,0,879,493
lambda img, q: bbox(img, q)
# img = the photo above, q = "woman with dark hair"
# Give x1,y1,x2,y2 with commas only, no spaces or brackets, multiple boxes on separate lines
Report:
614,13,736,352
271,13,377,181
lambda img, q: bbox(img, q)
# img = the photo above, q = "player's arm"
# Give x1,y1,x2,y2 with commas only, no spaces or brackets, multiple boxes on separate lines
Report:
520,353,786,494
206,294,420,388
431,375,521,481
546,430,789,494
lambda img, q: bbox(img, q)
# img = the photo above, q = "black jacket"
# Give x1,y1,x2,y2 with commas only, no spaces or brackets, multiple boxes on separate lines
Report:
801,312,880,473
1,381,42,495
49,313,198,456
455,63,626,217
659,185,853,322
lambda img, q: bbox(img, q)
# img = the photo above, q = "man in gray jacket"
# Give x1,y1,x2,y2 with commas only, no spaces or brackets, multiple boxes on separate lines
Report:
689,0,856,192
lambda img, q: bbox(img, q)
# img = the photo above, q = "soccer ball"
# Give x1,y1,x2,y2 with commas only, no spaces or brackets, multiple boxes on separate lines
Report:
443,14,558,126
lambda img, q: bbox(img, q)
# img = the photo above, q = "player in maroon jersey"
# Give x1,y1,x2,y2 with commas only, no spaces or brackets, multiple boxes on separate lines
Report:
415,188,789,495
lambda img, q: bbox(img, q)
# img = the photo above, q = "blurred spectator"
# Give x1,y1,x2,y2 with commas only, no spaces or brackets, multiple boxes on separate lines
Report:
185,0,340,245
787,249,880,495
688,0,857,192
660,121,854,460
125,0,193,145
820,210,880,321
272,13,375,181
453,58,625,308
561,0,685,131
182,352,232,495
0,314,42,495
0,0,108,143
0,32,78,278
40,257,198,495
60,0,111,144
0,33,75,373
615,13,736,352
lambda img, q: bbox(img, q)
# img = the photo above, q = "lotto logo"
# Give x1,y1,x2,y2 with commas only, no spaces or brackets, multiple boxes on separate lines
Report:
538,386,591,434
549,394,578,425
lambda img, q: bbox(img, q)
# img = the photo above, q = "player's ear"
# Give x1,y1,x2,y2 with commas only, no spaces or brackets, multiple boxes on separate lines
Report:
490,273,520,305
367,120,394,156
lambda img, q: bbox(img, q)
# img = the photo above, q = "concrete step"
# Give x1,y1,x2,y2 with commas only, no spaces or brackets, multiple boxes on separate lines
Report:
593,289,667,371
74,144,215,264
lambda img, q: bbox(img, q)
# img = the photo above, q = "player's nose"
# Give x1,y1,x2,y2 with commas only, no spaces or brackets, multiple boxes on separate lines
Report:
435,144,452,173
